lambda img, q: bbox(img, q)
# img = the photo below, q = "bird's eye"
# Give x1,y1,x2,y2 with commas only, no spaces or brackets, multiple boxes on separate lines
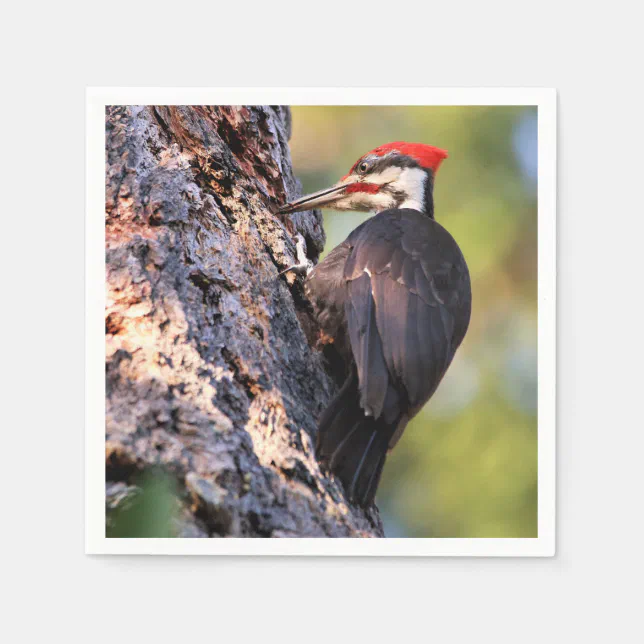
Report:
358,161,369,174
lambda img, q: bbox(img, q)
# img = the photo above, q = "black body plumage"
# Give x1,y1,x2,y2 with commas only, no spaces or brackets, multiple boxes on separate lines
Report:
307,209,472,506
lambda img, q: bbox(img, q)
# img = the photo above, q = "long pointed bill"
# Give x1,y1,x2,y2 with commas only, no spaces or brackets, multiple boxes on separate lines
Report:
279,183,347,214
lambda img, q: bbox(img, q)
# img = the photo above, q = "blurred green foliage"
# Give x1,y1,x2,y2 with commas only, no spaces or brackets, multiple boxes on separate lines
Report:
107,470,179,538
290,106,538,538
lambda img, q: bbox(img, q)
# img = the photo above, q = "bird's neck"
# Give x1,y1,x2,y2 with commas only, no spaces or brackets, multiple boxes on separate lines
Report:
368,168,436,218
398,192,434,217
398,173,434,218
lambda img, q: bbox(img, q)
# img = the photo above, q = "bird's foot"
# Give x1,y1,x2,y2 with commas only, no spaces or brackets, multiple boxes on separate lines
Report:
278,233,313,278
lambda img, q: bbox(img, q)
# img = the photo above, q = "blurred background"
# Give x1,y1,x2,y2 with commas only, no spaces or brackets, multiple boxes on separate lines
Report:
289,106,538,538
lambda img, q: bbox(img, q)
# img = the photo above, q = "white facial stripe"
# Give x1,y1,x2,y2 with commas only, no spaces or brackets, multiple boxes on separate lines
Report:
394,167,426,211
365,165,403,185
341,190,394,212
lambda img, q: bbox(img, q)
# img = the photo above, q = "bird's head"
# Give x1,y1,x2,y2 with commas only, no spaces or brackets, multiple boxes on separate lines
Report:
280,142,448,218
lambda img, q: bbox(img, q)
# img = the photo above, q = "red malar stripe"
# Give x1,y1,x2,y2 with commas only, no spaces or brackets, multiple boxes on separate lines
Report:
345,182,380,194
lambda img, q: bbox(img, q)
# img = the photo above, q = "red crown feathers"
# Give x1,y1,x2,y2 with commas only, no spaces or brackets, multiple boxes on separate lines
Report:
368,142,448,173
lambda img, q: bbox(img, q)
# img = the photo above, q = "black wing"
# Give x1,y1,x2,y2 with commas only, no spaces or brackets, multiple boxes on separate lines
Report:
343,209,471,436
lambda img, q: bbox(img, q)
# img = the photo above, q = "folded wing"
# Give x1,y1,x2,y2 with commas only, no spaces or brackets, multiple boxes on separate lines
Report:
343,210,471,436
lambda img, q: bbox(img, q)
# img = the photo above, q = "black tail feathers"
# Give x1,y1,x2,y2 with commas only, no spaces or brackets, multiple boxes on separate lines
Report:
316,372,395,507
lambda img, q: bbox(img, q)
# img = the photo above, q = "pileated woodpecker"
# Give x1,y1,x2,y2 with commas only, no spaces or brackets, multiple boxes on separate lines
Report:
280,142,471,507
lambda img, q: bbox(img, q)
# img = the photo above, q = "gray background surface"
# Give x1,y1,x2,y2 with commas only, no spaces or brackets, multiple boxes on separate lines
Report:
3,1,641,641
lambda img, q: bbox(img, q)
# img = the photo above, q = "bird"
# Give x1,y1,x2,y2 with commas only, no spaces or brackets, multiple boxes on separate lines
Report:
279,142,471,507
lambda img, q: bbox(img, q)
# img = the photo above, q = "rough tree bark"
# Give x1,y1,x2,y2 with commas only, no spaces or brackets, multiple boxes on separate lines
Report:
105,105,384,537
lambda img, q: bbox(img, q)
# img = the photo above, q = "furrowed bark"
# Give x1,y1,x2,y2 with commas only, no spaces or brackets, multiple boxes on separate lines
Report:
105,105,383,537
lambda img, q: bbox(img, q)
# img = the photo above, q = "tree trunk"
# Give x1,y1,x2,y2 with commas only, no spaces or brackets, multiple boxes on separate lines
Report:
105,105,383,538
